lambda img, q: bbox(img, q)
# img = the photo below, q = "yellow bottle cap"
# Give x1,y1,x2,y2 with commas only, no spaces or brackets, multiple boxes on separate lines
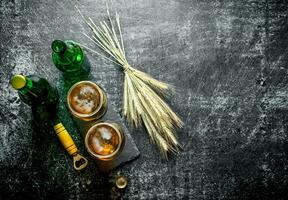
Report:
11,75,26,90
115,176,128,189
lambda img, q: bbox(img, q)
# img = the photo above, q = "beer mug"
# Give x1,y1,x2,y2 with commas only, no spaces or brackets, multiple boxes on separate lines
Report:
85,122,125,161
67,81,107,121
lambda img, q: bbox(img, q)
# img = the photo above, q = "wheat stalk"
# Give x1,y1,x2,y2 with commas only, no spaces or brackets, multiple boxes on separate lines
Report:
76,6,183,158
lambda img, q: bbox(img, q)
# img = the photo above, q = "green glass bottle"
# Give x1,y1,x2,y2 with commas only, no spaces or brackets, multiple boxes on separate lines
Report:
51,40,90,84
10,74,59,108
10,74,59,124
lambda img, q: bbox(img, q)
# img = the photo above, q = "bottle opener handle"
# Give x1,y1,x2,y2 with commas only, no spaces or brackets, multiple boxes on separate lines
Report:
54,123,88,170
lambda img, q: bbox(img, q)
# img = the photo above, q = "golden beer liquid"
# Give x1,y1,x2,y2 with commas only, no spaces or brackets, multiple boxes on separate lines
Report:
85,123,125,161
67,81,107,121
69,82,100,114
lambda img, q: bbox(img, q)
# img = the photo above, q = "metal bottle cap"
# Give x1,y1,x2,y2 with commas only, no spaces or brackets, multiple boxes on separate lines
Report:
115,176,128,189
11,75,26,90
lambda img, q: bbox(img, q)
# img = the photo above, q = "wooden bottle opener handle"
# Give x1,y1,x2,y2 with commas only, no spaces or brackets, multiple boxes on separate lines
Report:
54,123,88,170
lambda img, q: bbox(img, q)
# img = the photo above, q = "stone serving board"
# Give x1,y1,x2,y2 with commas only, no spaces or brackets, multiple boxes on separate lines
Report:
63,79,140,172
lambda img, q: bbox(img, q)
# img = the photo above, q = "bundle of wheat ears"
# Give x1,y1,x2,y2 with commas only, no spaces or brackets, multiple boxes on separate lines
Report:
76,6,183,158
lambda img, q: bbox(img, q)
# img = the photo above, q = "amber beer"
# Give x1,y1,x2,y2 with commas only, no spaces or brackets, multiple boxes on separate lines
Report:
85,122,125,161
67,81,107,121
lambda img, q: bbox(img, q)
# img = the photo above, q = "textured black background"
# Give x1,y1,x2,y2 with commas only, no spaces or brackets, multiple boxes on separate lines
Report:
1,0,288,199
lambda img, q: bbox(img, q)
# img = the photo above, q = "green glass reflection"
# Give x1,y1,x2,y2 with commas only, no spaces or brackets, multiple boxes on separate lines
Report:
51,39,90,85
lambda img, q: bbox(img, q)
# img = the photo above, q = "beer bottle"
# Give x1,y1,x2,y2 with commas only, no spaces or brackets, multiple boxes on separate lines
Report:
51,39,90,84
10,74,59,124
10,74,59,108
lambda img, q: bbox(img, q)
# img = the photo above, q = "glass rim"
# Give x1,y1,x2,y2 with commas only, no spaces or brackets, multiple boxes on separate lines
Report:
67,81,104,118
85,122,124,159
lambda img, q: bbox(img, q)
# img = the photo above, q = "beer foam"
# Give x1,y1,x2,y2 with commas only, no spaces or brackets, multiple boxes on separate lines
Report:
72,96,95,114
70,84,100,114
99,127,112,140
91,136,104,153
79,85,95,95
88,125,120,156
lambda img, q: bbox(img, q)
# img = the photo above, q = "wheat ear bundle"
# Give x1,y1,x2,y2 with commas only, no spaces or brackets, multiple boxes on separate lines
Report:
76,6,183,158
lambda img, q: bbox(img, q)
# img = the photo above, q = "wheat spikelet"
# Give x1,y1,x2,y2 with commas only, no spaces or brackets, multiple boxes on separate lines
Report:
76,6,183,158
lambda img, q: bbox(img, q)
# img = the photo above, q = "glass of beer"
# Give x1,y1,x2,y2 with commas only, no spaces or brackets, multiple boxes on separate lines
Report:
67,81,107,121
85,122,125,161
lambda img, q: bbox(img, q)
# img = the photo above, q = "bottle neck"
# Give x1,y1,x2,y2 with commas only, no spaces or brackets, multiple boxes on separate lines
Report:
18,77,38,97
11,75,59,108
52,40,84,68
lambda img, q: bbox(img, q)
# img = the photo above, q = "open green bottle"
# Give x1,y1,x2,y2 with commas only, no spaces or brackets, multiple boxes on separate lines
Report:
51,40,90,84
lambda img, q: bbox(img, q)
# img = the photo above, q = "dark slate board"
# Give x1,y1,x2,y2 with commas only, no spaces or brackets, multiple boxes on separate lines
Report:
71,88,140,172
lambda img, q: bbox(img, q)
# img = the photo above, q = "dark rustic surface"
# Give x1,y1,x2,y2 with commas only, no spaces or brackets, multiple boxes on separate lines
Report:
1,0,288,199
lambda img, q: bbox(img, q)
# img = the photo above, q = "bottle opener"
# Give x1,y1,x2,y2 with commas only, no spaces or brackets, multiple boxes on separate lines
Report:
54,123,88,170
